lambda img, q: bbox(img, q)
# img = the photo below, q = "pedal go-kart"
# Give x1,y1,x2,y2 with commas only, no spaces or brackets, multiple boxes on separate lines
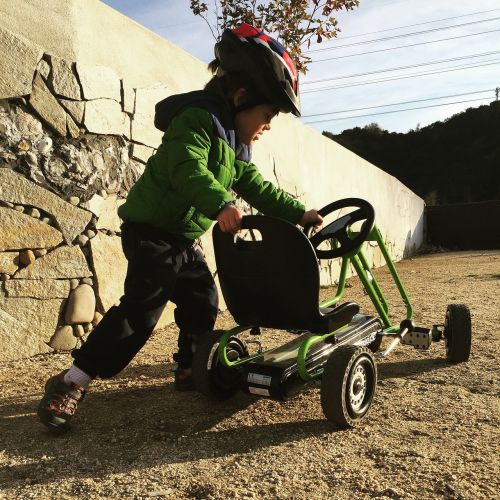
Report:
192,198,472,427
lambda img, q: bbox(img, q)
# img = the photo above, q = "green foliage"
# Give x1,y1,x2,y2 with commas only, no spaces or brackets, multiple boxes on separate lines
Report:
189,0,360,73
323,102,500,205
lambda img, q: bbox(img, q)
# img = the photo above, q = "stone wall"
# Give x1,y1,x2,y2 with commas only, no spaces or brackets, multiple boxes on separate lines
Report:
0,32,171,361
0,2,425,363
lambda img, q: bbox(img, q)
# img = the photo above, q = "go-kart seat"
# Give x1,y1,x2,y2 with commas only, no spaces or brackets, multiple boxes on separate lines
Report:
213,215,359,334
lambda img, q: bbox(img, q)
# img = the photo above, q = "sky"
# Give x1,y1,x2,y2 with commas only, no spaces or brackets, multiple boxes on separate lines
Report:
101,0,500,135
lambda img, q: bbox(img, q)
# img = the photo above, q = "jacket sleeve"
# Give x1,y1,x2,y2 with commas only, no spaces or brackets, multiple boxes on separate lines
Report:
165,108,234,218
233,159,305,224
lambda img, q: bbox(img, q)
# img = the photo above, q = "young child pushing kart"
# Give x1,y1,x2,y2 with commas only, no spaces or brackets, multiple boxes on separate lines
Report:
38,23,323,434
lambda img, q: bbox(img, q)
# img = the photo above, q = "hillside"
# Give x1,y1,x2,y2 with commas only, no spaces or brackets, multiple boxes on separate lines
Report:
324,101,500,205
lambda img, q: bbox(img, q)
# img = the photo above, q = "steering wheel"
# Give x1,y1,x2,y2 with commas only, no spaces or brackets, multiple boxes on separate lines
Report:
303,198,375,259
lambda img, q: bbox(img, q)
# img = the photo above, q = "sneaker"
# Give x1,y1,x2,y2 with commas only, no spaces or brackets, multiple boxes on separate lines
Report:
37,371,86,434
174,368,195,392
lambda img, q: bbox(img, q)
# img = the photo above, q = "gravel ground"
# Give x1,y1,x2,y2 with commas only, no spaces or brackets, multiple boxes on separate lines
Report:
0,250,499,500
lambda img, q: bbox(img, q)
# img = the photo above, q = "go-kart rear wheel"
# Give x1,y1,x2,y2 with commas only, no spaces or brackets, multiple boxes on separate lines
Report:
192,330,248,400
444,304,471,363
320,345,377,428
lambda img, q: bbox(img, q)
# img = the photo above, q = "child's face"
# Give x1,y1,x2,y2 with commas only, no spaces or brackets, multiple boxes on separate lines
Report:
234,103,279,145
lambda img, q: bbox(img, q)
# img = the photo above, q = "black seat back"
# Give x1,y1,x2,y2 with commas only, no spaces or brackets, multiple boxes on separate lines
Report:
213,216,321,330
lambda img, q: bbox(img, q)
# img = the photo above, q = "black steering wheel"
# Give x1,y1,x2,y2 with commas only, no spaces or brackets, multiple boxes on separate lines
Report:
303,198,375,259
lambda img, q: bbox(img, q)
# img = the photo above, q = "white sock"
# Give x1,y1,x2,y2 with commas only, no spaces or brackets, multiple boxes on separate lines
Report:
64,365,93,389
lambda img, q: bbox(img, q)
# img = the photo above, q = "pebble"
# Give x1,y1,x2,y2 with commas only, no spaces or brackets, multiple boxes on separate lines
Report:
93,311,103,325
83,323,93,333
19,249,36,266
0,274,11,281
81,277,93,286
69,196,80,206
78,234,89,246
70,279,79,290
86,229,96,239
41,217,51,224
33,248,47,257
14,205,24,212
26,151,38,167
28,207,41,218
17,139,30,151
73,324,85,338
65,284,96,324
37,137,53,154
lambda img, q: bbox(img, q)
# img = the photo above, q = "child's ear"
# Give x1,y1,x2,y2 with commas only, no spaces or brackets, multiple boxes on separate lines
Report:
233,88,247,107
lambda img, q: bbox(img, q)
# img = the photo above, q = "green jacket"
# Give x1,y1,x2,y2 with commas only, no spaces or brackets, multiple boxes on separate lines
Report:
118,93,305,239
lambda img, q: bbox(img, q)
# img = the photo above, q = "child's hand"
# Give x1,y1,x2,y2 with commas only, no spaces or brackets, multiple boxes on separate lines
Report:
217,204,243,234
299,209,323,228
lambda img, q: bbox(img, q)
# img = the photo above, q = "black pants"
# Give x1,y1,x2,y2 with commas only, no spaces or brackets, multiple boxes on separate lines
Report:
72,222,218,378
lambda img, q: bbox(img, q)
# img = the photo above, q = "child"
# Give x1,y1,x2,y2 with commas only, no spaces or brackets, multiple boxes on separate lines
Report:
37,23,323,434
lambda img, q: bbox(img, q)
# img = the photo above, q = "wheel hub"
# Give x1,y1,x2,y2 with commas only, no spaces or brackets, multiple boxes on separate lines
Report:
349,363,367,411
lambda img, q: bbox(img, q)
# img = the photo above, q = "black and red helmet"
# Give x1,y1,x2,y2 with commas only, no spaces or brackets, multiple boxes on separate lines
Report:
214,23,301,116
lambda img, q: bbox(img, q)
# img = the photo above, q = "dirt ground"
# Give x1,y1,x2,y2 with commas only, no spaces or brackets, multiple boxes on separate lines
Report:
0,250,499,500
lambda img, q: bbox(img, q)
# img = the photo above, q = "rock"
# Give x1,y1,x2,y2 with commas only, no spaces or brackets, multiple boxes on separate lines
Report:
76,63,121,101
14,205,25,212
48,325,77,351
95,195,125,232
70,278,79,290
17,139,30,151
81,277,93,286
83,323,93,333
28,72,67,137
86,229,97,239
90,233,127,311
48,55,81,100
84,99,130,136
0,201,14,208
77,234,89,247
0,296,63,361
19,249,36,266
0,207,63,251
15,111,43,136
36,58,51,80
121,80,135,113
66,113,80,138
28,207,41,218
131,85,170,148
0,252,19,275
4,278,70,299
25,152,38,167
122,160,145,192
73,324,85,338
33,248,47,258
69,196,80,206
37,136,53,154
15,245,92,279
93,311,103,326
0,25,44,99
41,217,51,225
81,193,105,217
60,99,85,124
0,168,93,243
65,284,96,324
0,273,10,281
131,143,154,164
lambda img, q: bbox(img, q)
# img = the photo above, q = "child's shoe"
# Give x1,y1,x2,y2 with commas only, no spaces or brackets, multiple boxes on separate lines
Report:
174,368,195,391
37,371,86,434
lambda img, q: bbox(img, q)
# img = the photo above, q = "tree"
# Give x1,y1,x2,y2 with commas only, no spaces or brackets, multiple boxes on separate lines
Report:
189,0,360,73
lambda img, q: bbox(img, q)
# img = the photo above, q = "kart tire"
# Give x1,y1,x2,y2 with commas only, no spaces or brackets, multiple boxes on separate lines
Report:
320,345,377,428
444,304,471,363
192,330,248,400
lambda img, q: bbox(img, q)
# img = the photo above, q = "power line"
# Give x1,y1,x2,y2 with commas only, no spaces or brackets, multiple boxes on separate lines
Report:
304,29,500,63
310,8,500,42
305,15,500,53
301,59,500,93
302,97,492,124
305,50,500,82
301,89,494,118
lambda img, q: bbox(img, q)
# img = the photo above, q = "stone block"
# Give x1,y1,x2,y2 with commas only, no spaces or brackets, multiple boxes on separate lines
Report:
48,325,77,351
29,72,67,137
76,63,121,101
4,278,70,299
84,99,129,136
95,195,125,232
48,55,81,100
122,79,135,114
60,99,85,124
15,245,92,279
0,252,19,275
0,25,43,99
0,168,92,244
89,233,127,311
0,207,63,251
131,143,154,164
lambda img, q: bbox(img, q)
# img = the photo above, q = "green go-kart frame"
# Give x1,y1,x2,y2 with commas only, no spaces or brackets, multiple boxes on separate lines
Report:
192,198,472,427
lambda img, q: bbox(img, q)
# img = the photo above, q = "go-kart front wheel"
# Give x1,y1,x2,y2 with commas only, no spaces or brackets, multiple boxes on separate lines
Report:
192,330,248,400
320,345,377,428
444,304,471,363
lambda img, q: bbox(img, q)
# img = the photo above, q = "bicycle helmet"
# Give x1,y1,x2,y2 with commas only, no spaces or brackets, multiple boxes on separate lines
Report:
214,23,301,116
